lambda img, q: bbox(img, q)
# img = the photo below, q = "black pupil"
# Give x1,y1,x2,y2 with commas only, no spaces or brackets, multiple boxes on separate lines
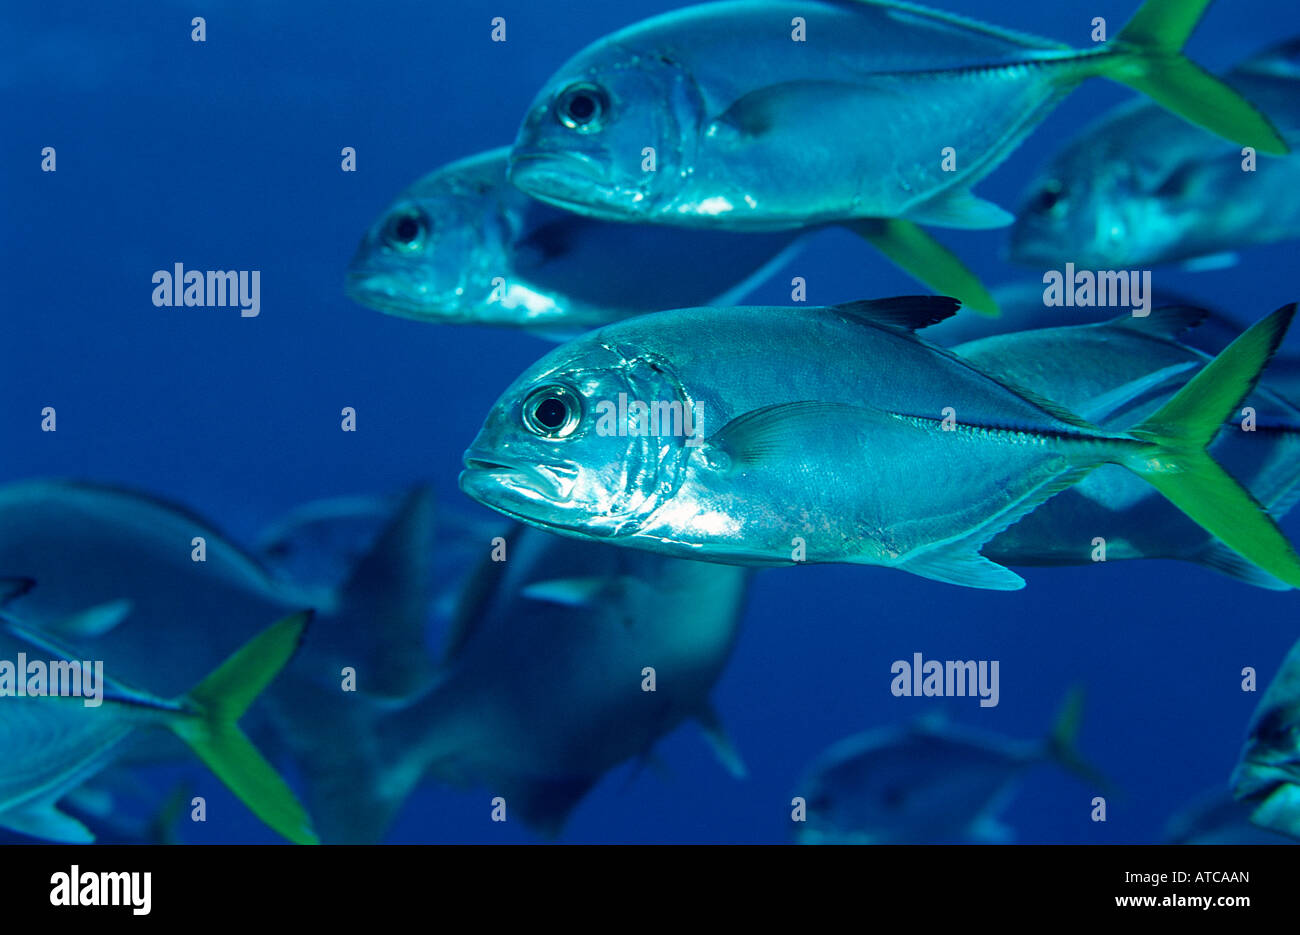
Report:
534,397,567,429
567,94,596,122
1037,187,1061,212
394,215,420,242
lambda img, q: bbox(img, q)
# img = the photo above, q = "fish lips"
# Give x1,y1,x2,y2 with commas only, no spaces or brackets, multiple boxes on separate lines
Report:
460,449,583,521
509,150,640,221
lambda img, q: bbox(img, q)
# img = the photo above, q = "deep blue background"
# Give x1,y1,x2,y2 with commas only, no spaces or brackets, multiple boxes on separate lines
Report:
4,0,1298,843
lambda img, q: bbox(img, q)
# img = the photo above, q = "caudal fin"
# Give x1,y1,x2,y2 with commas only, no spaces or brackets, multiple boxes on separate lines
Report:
1097,0,1288,154
1124,304,1300,588
166,611,320,845
1043,687,1111,791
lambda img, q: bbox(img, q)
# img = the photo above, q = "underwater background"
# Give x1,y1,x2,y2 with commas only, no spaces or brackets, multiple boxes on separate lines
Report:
4,0,1298,843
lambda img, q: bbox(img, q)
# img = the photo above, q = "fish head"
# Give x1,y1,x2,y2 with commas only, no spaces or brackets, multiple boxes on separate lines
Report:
460,333,695,538
1009,144,1193,269
346,157,513,323
508,49,704,222
1233,644,1300,804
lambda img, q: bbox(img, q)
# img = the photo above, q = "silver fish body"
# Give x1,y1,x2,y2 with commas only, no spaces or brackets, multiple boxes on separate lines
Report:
379,524,750,835
347,147,801,336
1231,637,1300,840
509,0,1287,232
460,297,1300,590
1011,38,1300,268
955,310,1300,585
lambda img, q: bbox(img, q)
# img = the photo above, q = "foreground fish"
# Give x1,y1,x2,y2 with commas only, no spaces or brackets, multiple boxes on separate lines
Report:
795,692,1100,843
508,0,1287,313
1231,637,1300,840
348,524,751,838
0,579,316,844
1011,38,1300,268
953,308,1300,587
347,148,801,337
460,296,1300,590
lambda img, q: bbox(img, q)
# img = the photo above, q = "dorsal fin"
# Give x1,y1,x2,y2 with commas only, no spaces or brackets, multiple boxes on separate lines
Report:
828,296,962,333
1107,305,1209,341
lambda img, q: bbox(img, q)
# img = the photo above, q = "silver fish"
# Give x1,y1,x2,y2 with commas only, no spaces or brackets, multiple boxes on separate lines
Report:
346,147,801,338
364,523,751,837
953,308,1300,586
459,297,1300,590
1011,38,1300,268
508,0,1288,312
1231,636,1300,840
0,579,316,844
795,692,1100,843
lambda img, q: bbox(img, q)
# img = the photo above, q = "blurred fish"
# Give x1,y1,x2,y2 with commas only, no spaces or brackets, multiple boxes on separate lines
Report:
1232,636,1300,840
0,479,432,699
1011,38,1300,269
1164,789,1297,844
349,524,751,838
954,308,1300,586
0,579,316,844
460,296,1300,590
0,480,435,844
923,280,1247,352
795,691,1100,843
508,0,1287,313
347,148,802,338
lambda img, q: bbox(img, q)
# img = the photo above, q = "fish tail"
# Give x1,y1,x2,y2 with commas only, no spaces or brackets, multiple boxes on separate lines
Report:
165,611,320,845
1093,0,1288,154
1120,303,1300,589
1043,686,1110,791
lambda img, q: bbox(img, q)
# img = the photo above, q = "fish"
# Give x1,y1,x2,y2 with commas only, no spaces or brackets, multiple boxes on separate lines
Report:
1164,789,1297,844
459,295,1300,591
353,523,751,838
346,147,803,338
0,578,316,844
952,307,1300,587
794,691,1100,843
0,480,435,844
0,479,432,700
507,0,1288,314
1231,636,1300,840
1011,37,1300,269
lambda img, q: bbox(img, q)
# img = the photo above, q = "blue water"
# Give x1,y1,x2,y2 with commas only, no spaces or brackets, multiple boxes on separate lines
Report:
4,0,1298,844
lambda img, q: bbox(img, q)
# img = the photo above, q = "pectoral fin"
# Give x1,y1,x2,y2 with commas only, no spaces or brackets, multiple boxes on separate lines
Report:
905,187,1015,230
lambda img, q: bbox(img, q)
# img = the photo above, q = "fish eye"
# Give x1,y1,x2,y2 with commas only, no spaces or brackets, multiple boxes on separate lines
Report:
555,83,609,132
521,384,583,438
383,209,428,252
1033,180,1066,217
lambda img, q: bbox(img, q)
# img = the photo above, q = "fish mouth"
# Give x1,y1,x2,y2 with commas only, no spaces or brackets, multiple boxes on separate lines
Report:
460,449,578,504
345,269,456,322
509,150,635,220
